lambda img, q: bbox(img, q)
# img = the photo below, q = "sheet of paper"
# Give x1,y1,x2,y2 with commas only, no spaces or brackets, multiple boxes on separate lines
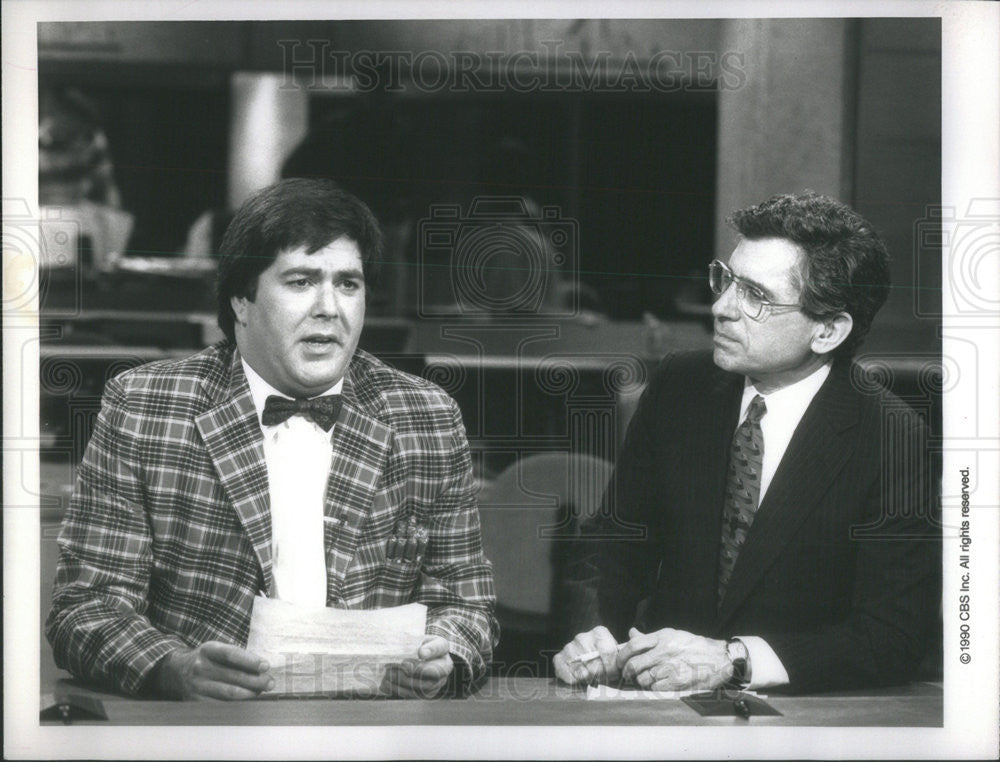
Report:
246,595,427,696
586,685,765,701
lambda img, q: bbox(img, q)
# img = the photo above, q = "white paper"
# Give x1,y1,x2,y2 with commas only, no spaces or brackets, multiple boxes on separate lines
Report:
246,596,427,696
586,684,764,701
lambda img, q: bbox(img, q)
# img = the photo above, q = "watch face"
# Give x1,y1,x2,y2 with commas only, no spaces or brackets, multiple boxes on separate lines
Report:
726,640,750,687
727,640,749,662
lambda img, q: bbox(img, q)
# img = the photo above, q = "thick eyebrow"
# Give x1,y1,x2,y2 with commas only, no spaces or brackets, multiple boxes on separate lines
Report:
333,267,364,282
279,266,365,281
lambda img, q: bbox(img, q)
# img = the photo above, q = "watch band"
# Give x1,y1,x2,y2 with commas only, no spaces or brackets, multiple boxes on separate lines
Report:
726,638,751,689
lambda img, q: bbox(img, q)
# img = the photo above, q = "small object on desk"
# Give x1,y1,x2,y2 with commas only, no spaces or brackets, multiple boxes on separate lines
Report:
567,651,604,688
586,685,712,700
570,644,627,665
682,690,782,718
40,693,108,723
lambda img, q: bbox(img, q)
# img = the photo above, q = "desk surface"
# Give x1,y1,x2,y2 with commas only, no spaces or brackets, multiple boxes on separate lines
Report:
41,674,942,727
39,529,942,728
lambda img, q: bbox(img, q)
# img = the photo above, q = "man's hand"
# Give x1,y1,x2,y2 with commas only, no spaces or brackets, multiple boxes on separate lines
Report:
617,627,731,691
150,641,274,700
553,626,622,685
386,636,454,698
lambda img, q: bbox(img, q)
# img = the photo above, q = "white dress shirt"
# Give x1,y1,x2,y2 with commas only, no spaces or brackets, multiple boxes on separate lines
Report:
242,359,342,608
733,362,832,689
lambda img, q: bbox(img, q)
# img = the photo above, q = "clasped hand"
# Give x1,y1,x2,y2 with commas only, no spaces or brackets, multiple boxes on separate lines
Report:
554,627,732,691
152,636,454,700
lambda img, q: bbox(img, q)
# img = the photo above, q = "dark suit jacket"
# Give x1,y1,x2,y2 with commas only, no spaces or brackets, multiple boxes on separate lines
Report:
47,342,498,695
591,351,940,693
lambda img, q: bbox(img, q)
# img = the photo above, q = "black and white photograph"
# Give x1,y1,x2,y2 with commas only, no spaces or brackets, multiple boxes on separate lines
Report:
3,1,997,759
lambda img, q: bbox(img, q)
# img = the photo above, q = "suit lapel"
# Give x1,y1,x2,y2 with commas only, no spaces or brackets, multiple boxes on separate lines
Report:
195,351,274,594
322,360,394,593
716,362,859,627
700,368,745,510
680,367,744,622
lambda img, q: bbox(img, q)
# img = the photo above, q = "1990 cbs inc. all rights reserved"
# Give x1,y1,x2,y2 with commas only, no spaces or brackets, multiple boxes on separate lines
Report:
958,467,973,665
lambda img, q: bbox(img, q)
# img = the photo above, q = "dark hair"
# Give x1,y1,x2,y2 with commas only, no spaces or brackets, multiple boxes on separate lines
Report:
728,191,890,359
216,178,383,342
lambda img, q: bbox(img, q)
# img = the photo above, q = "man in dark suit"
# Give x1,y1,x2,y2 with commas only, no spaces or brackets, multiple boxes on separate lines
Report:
554,192,939,694
47,178,498,700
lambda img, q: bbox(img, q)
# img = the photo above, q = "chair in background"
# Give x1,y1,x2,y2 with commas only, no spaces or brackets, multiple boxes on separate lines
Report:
476,452,613,673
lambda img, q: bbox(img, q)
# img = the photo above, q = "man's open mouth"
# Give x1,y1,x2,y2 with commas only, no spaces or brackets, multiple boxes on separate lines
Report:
303,335,338,346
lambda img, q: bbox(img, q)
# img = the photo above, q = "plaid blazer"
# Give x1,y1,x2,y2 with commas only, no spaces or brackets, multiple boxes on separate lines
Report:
46,342,498,695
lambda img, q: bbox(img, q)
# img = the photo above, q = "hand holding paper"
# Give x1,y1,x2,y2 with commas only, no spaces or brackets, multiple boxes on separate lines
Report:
385,635,455,698
149,641,273,700
246,596,429,697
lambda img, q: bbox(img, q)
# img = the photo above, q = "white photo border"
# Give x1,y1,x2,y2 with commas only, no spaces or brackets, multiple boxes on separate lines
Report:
4,1,997,759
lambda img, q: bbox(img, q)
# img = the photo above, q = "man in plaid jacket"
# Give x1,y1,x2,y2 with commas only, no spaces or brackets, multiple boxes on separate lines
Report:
46,179,498,700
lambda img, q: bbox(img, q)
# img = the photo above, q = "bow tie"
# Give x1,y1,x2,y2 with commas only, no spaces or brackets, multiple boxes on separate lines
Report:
261,394,343,431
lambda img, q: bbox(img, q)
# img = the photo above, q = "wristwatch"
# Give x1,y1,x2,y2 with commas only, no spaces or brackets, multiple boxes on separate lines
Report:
725,638,751,689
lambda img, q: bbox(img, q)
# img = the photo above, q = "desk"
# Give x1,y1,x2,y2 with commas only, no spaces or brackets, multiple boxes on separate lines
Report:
41,674,941,727
39,532,942,727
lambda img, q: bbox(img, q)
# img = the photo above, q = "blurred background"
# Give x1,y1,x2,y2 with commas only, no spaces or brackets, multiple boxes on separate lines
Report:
35,18,943,673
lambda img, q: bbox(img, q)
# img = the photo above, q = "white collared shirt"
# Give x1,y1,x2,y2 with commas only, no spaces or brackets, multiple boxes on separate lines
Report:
242,358,343,608
733,361,832,689
738,362,832,503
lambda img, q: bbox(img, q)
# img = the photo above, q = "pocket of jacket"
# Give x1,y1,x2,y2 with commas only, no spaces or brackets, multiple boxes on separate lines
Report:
368,557,423,607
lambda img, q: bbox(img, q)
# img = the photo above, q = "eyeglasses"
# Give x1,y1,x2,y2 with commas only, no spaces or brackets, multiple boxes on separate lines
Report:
708,260,801,320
